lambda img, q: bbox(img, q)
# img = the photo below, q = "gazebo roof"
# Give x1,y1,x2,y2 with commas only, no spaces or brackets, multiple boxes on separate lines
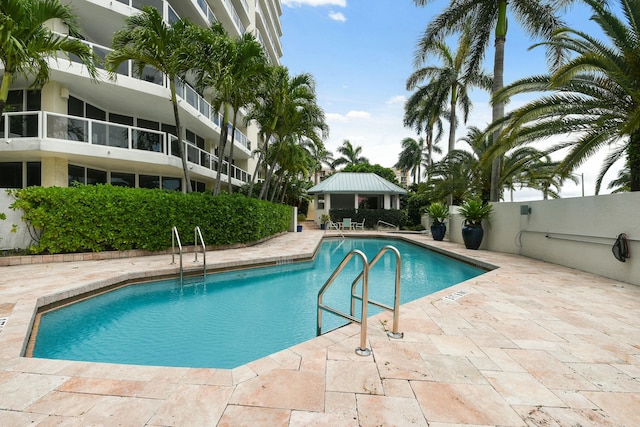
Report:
307,172,407,195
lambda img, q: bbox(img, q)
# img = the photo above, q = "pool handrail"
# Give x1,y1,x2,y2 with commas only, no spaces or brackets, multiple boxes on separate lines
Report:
171,226,183,283
349,245,403,339
317,249,371,356
194,226,207,280
376,220,398,231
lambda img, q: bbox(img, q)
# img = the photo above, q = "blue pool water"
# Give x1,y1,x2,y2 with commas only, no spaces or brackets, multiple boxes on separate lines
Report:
33,238,485,369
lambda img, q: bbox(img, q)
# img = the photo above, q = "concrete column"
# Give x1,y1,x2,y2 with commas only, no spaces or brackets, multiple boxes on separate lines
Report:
41,158,68,187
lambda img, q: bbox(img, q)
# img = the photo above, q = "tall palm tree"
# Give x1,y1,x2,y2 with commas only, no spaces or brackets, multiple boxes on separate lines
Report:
246,68,320,198
414,0,572,201
0,0,98,116
395,136,442,185
494,0,640,192
260,85,328,200
404,86,446,178
332,140,369,169
105,7,197,192
192,23,268,195
302,138,333,184
407,27,492,156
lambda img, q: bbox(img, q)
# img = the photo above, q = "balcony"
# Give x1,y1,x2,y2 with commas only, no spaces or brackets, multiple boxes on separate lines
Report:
0,111,251,185
67,37,253,154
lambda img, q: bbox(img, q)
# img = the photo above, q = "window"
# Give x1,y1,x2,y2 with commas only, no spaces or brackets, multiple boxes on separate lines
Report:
191,180,206,193
109,113,133,126
139,175,161,189
68,164,85,186
26,162,41,187
110,172,135,187
162,177,181,191
87,168,107,185
86,104,106,121
68,96,84,117
0,162,22,188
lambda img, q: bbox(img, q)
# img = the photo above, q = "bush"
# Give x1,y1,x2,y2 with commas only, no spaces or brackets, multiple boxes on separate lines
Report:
328,208,406,229
10,185,292,254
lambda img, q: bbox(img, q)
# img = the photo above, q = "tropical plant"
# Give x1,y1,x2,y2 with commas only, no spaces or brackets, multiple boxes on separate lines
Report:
0,0,98,116
458,198,492,226
191,23,268,195
332,140,369,168
302,138,334,184
105,7,197,192
424,202,449,225
493,0,640,193
414,0,572,201
342,163,399,184
407,25,492,156
248,68,327,200
395,136,441,185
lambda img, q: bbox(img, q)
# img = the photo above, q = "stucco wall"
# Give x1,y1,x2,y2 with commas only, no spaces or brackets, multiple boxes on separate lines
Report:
0,191,33,250
448,193,640,286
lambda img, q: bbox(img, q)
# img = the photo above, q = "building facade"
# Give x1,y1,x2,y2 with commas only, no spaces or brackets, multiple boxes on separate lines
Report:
0,0,283,193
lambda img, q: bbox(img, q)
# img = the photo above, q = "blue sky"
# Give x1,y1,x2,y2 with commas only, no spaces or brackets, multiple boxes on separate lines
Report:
279,0,615,200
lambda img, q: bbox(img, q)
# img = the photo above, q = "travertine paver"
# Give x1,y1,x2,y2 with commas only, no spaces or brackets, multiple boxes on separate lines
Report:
0,230,639,426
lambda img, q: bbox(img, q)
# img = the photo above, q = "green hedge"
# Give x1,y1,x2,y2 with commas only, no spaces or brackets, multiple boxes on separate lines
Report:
11,185,293,254
328,208,407,229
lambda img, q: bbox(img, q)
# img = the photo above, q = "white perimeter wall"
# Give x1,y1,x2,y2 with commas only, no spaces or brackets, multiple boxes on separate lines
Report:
3,189,639,286
447,192,640,286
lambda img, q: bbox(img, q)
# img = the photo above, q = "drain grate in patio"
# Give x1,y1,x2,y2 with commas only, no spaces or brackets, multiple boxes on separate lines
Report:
443,290,469,301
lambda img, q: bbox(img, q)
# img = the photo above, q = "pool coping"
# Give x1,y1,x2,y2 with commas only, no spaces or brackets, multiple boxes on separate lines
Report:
2,230,639,425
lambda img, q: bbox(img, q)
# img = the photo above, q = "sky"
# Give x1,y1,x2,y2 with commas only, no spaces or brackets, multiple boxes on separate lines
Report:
278,0,622,201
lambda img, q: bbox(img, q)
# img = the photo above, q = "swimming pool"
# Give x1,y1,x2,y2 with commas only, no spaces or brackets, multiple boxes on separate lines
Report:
32,238,485,369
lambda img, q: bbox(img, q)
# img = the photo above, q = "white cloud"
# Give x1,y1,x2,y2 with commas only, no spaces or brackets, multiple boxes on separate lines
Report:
327,110,371,122
328,11,347,22
386,95,406,105
283,0,346,7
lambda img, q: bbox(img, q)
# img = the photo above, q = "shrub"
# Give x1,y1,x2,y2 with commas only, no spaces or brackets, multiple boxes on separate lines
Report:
10,185,292,254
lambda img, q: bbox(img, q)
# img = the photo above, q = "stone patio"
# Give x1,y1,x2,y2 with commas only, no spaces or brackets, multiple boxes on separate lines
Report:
0,230,638,426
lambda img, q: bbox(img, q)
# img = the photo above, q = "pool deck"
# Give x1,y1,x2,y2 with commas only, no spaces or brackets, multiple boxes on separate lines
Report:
0,230,639,426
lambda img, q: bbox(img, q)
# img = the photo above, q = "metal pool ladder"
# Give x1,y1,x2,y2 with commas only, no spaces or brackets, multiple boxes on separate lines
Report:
317,245,403,356
171,226,207,284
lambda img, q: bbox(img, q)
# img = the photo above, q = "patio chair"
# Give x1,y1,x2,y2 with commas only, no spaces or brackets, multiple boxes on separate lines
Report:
341,218,352,230
353,218,365,230
327,220,341,231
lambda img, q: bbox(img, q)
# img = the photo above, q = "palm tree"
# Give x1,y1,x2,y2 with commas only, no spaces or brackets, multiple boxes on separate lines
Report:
192,24,268,195
407,26,492,156
302,139,333,184
332,140,369,169
260,83,328,200
494,0,640,192
105,7,197,192
0,0,98,116
414,0,572,201
404,86,446,178
395,136,442,185
245,68,321,198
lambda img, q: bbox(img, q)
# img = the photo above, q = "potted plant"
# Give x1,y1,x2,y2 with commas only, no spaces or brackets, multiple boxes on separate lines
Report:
297,213,306,232
458,199,493,250
320,214,330,230
424,202,449,241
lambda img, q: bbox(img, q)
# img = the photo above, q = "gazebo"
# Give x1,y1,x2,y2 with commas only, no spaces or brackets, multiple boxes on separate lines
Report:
307,172,407,224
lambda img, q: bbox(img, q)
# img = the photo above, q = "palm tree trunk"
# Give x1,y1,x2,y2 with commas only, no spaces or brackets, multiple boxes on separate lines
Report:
489,0,508,202
248,132,271,198
170,81,192,193
214,108,230,196
259,144,284,200
227,110,239,194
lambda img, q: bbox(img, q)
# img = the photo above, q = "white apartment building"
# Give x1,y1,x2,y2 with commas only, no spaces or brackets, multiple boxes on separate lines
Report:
0,0,283,192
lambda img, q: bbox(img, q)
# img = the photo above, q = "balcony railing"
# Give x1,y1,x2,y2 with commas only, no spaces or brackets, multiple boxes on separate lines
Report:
68,37,253,153
0,111,251,184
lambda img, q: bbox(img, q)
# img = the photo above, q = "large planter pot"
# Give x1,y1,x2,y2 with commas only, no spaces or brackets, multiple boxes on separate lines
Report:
461,224,484,250
296,225,303,232
320,224,326,230
430,223,446,241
